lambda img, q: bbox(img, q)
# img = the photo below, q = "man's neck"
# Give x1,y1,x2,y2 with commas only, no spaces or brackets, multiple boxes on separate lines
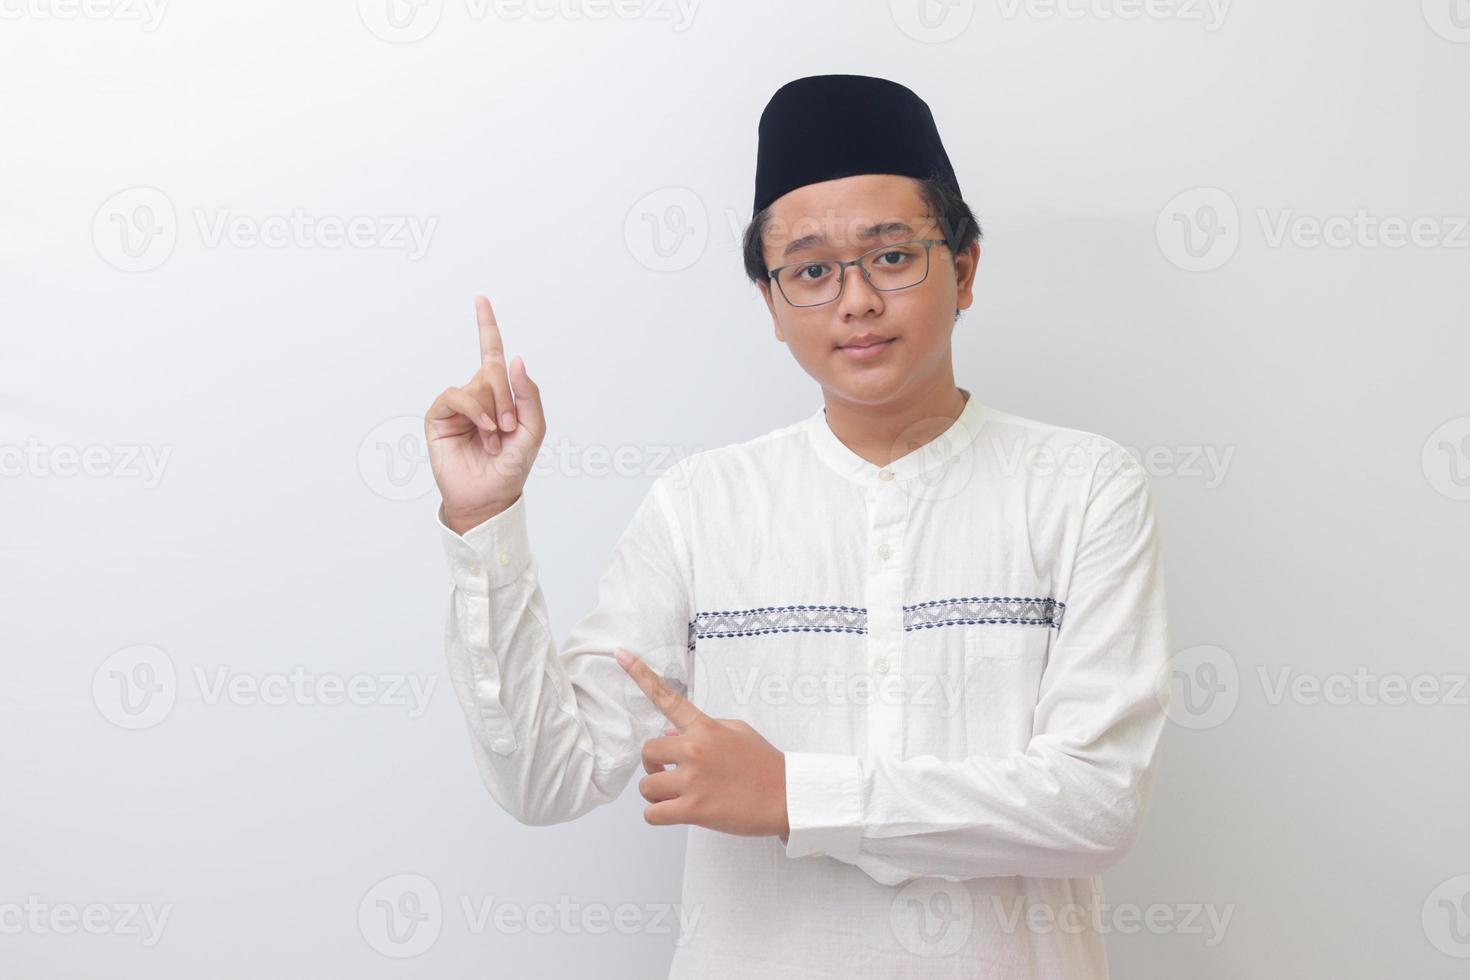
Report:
821,376,969,469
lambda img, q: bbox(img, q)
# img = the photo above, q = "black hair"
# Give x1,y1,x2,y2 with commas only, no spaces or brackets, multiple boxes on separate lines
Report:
741,173,982,287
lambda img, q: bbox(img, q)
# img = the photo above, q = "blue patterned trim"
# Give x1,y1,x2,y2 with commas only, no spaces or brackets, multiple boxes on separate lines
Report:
688,604,867,650
687,596,1063,651
904,596,1064,632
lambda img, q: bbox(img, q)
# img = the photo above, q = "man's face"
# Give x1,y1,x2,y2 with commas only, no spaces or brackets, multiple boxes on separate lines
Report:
758,173,979,407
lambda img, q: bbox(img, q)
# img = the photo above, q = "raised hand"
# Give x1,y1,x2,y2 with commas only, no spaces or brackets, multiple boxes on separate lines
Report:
425,295,545,534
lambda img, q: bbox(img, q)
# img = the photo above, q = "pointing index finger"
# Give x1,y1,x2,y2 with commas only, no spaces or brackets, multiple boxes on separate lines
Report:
616,648,704,731
475,294,503,367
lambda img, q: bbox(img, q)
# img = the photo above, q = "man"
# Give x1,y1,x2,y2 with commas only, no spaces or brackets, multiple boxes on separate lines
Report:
425,73,1170,979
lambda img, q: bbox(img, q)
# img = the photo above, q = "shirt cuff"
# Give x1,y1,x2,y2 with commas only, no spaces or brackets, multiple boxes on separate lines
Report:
437,495,532,591
782,752,865,864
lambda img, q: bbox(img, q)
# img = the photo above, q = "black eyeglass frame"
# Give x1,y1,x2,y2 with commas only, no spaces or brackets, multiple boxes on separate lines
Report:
767,238,950,308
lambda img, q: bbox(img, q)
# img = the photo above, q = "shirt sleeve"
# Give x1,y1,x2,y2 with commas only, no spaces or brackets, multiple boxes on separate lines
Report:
781,451,1171,883
438,463,695,826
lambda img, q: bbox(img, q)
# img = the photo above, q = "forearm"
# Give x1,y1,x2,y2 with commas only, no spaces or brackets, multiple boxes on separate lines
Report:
441,495,643,826
783,731,1162,884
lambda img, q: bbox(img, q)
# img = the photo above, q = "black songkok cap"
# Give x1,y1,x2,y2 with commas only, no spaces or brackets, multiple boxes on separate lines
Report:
752,74,962,217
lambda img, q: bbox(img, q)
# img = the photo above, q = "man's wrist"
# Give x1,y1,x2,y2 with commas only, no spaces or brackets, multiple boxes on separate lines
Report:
444,495,520,535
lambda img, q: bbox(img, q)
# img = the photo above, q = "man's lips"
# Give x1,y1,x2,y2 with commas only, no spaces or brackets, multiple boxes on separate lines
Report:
836,337,897,360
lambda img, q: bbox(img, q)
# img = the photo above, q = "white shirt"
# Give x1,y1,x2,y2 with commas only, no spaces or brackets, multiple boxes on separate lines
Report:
437,387,1171,979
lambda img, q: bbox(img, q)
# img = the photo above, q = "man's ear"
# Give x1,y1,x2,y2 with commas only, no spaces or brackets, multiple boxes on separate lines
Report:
954,240,981,313
758,280,786,343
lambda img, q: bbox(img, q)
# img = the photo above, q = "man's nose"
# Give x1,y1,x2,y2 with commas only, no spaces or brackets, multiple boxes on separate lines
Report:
836,263,884,316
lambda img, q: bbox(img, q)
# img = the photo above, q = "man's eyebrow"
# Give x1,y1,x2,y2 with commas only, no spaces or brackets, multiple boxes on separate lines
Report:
781,221,916,259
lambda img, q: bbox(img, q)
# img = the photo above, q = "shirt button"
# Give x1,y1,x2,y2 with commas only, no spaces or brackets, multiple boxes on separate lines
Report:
878,469,893,481
497,550,511,566
874,657,889,673
474,656,490,672
877,543,892,560
466,562,482,577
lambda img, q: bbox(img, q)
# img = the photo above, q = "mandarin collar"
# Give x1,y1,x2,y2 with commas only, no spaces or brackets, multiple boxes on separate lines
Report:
804,387,987,487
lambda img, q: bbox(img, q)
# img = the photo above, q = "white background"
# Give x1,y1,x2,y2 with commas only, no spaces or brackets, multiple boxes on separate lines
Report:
3,0,1469,976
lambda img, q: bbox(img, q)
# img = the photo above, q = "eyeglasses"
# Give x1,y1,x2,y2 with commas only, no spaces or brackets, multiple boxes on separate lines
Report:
768,238,949,308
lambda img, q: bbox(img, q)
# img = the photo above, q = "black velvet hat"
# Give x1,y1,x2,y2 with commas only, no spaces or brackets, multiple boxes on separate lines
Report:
752,74,962,217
